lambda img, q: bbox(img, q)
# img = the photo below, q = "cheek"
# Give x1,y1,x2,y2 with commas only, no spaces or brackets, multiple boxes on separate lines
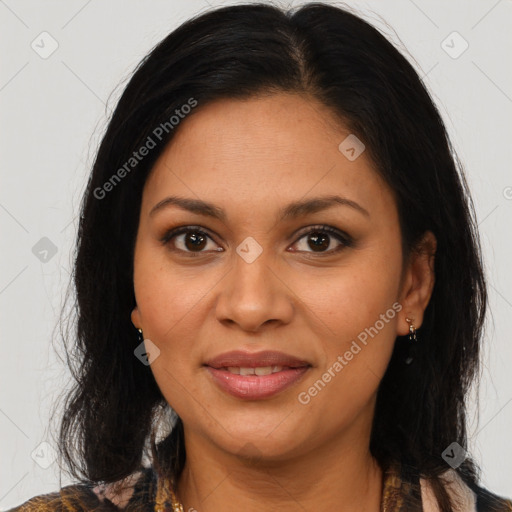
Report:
133,247,214,341
294,272,399,425
133,254,208,408
294,254,400,336
292,247,401,383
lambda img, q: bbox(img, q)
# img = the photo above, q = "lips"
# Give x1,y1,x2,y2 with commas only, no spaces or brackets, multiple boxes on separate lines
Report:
203,350,311,400
204,350,310,370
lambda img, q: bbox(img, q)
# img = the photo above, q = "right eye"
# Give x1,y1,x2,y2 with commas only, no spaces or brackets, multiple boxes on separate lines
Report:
160,226,223,256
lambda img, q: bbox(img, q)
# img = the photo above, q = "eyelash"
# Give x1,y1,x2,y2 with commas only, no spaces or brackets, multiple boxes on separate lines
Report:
159,224,354,258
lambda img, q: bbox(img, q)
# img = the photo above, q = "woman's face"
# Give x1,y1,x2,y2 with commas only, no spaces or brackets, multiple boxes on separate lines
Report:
131,93,435,462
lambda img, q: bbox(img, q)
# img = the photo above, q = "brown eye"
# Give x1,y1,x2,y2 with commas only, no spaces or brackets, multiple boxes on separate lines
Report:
305,232,330,252
181,231,208,251
291,225,353,255
161,227,222,256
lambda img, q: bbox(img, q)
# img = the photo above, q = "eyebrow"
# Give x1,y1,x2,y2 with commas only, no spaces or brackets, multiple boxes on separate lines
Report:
149,194,370,221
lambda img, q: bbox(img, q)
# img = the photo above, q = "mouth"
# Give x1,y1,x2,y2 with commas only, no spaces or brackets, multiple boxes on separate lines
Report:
203,349,311,370
212,365,301,375
203,350,311,400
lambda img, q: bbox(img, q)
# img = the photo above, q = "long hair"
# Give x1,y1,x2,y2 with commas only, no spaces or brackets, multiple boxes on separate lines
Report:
53,3,487,511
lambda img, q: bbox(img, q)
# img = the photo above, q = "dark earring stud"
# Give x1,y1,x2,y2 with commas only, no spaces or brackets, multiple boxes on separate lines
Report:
404,317,418,365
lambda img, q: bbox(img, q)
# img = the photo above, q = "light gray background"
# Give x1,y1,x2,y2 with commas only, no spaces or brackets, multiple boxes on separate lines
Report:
1,0,511,508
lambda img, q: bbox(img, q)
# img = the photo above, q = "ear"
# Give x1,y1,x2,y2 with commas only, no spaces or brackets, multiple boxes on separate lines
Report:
397,230,437,336
131,306,142,330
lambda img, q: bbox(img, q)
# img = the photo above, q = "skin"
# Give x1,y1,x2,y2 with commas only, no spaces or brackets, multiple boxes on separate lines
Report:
131,92,437,512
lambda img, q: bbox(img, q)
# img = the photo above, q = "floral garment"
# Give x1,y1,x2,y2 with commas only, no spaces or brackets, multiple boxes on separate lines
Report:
6,463,512,511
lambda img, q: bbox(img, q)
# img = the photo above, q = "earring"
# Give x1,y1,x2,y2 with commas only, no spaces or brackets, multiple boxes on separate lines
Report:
404,317,418,365
137,328,144,343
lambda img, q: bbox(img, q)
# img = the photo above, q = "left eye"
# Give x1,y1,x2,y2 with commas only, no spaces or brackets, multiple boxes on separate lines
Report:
291,226,353,254
160,225,353,256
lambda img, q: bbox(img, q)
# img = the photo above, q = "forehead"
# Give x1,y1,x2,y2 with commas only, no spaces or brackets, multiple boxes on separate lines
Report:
142,93,394,221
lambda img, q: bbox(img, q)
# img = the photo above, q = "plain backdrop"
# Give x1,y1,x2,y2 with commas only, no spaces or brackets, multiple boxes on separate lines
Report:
1,0,511,509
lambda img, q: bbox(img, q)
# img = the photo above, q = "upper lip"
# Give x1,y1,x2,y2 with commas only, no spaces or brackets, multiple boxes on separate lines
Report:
204,350,311,369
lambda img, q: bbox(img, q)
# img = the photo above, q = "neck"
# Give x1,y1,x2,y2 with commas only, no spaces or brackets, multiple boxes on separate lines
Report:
175,421,383,511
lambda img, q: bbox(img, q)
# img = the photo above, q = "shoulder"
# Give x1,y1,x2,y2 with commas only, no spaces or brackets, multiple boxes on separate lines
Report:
5,467,156,512
469,481,512,512
4,484,105,512
421,468,512,512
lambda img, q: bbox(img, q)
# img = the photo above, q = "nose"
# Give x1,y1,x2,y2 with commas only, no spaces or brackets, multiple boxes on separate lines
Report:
214,249,294,333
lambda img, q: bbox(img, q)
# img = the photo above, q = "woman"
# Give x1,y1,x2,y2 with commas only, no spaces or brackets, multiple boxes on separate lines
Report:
8,2,511,511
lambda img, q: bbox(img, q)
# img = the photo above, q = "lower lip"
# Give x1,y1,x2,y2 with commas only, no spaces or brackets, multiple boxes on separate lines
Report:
205,366,310,400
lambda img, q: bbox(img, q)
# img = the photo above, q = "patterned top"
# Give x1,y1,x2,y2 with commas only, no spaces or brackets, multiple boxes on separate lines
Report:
6,463,512,511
